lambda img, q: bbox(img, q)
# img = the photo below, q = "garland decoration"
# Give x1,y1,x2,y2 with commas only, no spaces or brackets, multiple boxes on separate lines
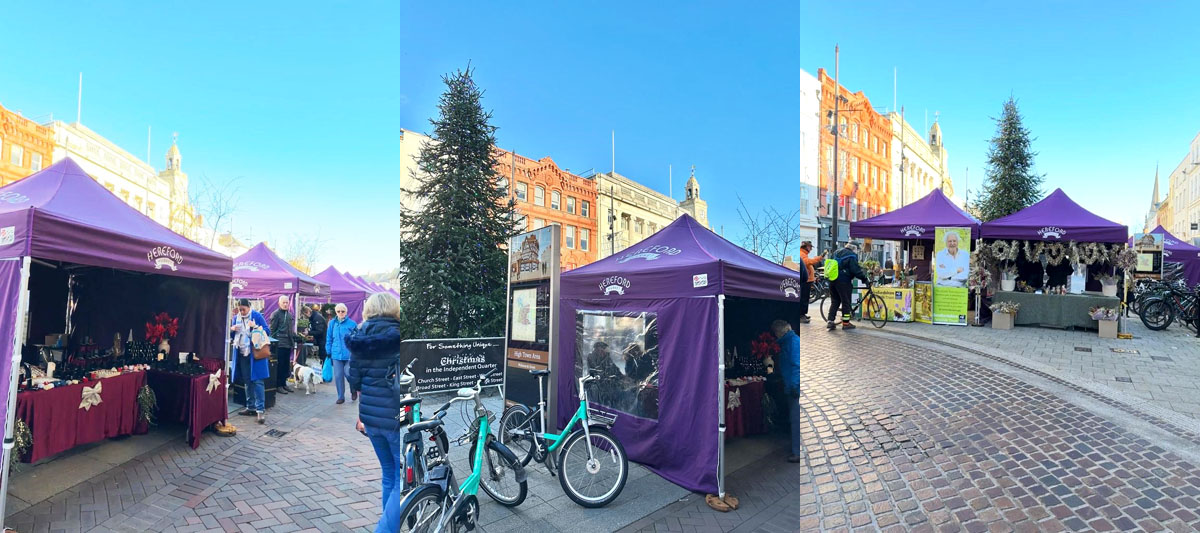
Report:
1074,242,1109,266
1044,242,1069,266
990,240,1019,263
1022,241,1041,262
10,419,31,470
137,384,158,425
973,240,994,269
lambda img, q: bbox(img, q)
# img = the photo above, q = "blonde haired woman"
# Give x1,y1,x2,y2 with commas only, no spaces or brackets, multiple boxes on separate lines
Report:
325,302,358,404
346,293,408,516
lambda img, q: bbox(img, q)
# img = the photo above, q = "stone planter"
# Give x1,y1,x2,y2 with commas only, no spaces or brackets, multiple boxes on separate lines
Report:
1101,283,1118,297
1097,319,1118,339
993,312,1014,330
1001,279,1016,292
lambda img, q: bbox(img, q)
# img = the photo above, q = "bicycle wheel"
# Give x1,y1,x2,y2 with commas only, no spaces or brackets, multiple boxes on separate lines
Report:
391,483,443,533
470,436,528,507
557,427,628,508
865,292,888,328
498,405,536,466
1139,299,1174,331
818,296,829,322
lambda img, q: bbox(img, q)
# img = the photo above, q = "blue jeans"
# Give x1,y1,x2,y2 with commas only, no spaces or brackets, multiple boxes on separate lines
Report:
787,392,801,456
366,426,405,508
246,379,265,412
332,359,350,400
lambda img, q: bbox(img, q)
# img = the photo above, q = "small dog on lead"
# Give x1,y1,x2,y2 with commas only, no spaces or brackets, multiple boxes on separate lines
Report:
292,363,323,394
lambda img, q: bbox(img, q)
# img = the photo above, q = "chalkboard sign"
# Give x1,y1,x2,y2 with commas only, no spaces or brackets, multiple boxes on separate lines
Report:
397,337,505,394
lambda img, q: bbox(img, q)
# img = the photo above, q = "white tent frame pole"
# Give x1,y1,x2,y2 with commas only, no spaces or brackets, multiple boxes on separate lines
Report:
222,283,233,423
716,293,726,498
1,256,34,527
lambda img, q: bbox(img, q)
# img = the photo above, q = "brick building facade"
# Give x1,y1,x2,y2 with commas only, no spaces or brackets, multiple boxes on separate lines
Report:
0,103,55,186
497,150,598,271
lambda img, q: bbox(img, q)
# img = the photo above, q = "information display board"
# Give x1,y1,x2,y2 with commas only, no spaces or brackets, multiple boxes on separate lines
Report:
504,226,560,417
397,337,505,394
1132,232,1164,280
932,227,971,325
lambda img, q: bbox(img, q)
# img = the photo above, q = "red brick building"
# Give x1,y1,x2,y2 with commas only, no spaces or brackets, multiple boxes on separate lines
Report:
496,150,599,271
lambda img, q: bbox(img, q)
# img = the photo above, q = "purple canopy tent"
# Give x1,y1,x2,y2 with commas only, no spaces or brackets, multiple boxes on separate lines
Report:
557,214,807,496
0,158,233,518
981,188,1128,243
1131,226,1200,286
232,242,328,317
850,188,980,240
313,267,368,321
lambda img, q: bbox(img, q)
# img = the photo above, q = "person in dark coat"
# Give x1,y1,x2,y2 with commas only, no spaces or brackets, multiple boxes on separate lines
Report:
827,243,870,330
269,296,304,393
772,319,802,463
305,304,328,364
345,293,407,516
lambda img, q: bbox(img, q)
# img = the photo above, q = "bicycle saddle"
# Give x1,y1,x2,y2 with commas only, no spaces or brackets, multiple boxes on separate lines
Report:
407,418,443,434
529,369,550,377
398,397,422,408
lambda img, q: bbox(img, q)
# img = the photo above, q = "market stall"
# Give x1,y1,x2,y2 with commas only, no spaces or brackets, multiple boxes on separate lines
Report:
233,242,329,317
980,188,1128,329
0,159,232,517
557,214,805,496
850,189,981,323
313,267,369,321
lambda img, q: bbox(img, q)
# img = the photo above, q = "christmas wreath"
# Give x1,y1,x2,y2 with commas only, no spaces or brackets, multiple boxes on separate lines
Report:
1074,242,1109,266
1044,242,1069,266
990,240,1020,262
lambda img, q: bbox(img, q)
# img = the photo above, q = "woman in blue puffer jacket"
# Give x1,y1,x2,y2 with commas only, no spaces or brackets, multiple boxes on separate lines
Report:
345,293,407,525
326,303,358,404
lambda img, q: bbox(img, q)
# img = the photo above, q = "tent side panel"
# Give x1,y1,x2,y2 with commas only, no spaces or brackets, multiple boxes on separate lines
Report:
0,259,26,440
557,297,720,494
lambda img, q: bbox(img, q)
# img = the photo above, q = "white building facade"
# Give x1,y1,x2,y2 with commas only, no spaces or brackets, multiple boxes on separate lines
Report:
593,170,683,259
49,121,199,240
797,69,823,246
1167,132,1200,242
888,112,953,210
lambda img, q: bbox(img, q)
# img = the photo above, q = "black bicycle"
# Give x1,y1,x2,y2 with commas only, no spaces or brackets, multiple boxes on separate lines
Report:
817,281,888,328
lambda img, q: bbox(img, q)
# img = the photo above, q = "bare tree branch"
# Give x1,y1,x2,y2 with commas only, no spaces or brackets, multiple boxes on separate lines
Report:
735,195,770,256
190,174,241,249
280,232,329,275
764,207,806,263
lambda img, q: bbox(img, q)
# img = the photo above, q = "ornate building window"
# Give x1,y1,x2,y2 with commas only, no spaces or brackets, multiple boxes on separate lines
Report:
534,186,545,206
551,190,561,210
567,196,575,214
31,153,42,172
580,229,589,251
582,200,590,218
565,225,575,249
516,182,528,201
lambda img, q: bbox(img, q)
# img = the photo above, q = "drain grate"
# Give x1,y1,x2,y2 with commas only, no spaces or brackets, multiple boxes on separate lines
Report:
1074,347,1092,352
1115,377,1133,383
1111,348,1139,354
1151,356,1173,362
264,429,289,438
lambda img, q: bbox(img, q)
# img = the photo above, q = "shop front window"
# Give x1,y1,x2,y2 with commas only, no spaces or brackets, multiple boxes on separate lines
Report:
576,310,659,420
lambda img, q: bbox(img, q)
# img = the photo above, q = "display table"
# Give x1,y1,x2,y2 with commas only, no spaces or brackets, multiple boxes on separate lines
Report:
992,291,1120,330
147,368,227,449
15,370,149,463
725,378,766,438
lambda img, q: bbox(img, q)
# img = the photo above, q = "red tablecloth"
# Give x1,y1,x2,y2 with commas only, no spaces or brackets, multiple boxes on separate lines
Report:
146,369,227,449
15,371,149,463
725,379,766,439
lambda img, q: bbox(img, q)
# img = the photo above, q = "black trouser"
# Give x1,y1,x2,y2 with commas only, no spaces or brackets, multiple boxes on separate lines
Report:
314,334,327,363
827,281,853,323
274,345,293,388
799,280,811,317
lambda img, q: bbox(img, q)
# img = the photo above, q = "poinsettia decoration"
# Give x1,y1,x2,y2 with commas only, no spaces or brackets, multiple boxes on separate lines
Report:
145,312,179,344
750,332,780,361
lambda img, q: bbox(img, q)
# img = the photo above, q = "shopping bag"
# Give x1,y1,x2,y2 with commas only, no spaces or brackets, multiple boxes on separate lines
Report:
322,357,334,382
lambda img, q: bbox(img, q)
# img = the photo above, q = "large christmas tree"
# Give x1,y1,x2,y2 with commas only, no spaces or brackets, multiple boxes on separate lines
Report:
397,68,516,338
973,97,1044,221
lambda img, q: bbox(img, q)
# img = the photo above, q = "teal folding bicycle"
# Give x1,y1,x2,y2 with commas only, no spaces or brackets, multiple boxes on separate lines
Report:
497,369,629,508
392,369,527,532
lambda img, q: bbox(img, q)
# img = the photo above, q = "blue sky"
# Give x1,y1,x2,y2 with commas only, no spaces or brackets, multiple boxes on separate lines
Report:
2,2,1198,274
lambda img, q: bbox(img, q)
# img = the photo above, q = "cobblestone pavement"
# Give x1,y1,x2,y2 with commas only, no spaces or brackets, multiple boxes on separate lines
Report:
622,321,1200,532
5,382,686,533
882,317,1200,419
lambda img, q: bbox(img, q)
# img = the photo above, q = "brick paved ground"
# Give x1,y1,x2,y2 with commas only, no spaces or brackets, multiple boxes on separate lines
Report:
10,318,1200,532
622,321,1200,533
5,381,686,533
882,318,1200,419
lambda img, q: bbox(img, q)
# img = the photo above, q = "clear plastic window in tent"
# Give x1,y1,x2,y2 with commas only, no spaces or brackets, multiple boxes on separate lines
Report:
576,310,659,420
